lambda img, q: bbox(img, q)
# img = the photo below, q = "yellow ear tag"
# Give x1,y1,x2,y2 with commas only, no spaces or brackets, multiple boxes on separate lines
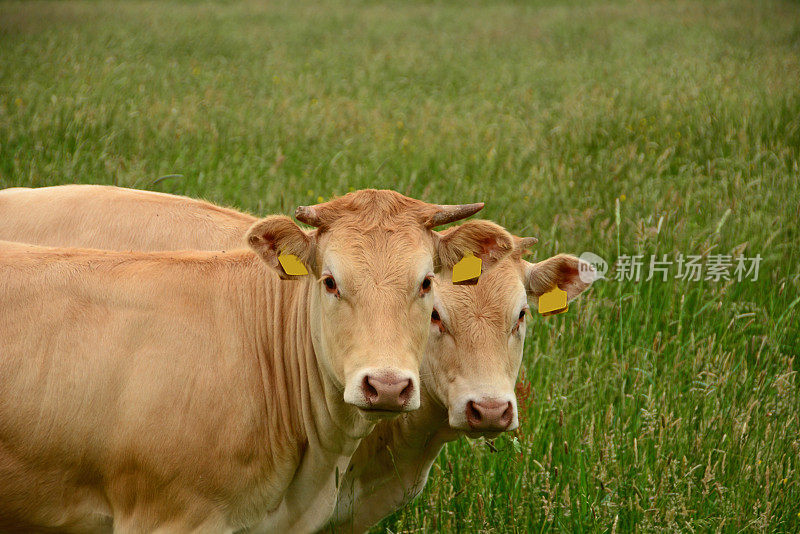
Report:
452,252,482,285
538,286,568,316
278,253,308,276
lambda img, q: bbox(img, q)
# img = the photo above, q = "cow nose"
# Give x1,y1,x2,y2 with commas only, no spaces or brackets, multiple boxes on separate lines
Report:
465,399,514,431
362,374,413,411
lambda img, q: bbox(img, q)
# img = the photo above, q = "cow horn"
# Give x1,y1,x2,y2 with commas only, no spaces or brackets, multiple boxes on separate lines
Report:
427,202,484,228
295,205,321,227
518,237,539,250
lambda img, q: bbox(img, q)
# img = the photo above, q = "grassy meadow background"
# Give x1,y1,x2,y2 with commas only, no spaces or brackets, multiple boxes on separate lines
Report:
1,0,799,531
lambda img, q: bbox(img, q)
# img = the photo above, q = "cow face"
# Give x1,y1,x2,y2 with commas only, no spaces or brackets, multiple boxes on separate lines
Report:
246,190,514,420
425,243,596,436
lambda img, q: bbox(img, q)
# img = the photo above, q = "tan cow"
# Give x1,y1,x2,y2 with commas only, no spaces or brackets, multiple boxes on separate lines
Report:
0,188,515,533
0,185,595,532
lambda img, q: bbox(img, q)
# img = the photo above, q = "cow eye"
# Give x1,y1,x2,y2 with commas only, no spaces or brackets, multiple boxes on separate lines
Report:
431,308,445,333
419,275,433,296
512,308,527,335
322,276,339,297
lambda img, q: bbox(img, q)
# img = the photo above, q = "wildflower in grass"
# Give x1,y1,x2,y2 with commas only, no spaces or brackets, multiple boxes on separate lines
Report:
515,379,533,408
620,194,627,202
317,196,324,203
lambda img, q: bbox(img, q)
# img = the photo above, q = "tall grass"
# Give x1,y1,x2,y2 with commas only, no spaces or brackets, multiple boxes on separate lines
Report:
1,0,798,531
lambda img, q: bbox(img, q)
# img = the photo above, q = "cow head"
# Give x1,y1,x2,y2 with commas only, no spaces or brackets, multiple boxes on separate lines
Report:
246,190,514,419
424,238,596,436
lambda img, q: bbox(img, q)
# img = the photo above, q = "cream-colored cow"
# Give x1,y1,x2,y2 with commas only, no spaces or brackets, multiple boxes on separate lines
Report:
0,187,514,533
0,185,595,533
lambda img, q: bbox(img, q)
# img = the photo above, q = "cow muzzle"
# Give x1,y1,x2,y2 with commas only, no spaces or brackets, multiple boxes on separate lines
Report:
343,368,420,415
466,399,514,431
449,393,518,434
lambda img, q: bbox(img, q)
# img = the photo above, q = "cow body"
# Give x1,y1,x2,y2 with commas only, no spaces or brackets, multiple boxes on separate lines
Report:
0,243,334,532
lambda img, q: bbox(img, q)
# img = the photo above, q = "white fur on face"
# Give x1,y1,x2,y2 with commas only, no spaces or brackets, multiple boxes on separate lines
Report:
424,268,528,434
316,245,434,415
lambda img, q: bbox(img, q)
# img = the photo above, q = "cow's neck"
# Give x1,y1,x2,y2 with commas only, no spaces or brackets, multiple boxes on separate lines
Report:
240,258,374,530
384,382,457,462
360,380,458,490
331,381,457,532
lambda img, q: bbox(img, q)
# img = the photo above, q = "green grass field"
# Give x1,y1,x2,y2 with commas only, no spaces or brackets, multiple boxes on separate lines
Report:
1,0,799,531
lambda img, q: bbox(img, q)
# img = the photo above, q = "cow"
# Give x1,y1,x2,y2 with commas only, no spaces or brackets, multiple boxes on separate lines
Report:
0,188,515,533
0,185,595,532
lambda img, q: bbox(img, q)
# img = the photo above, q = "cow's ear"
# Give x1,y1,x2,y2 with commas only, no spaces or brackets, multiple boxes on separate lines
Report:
525,254,596,305
246,216,315,279
436,220,514,273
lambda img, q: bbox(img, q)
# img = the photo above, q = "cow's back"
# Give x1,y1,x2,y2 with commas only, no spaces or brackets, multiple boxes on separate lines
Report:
0,185,256,251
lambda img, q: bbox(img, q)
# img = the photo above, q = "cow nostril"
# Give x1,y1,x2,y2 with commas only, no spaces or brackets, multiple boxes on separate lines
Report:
466,400,482,425
398,379,413,403
501,402,514,426
362,375,379,403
